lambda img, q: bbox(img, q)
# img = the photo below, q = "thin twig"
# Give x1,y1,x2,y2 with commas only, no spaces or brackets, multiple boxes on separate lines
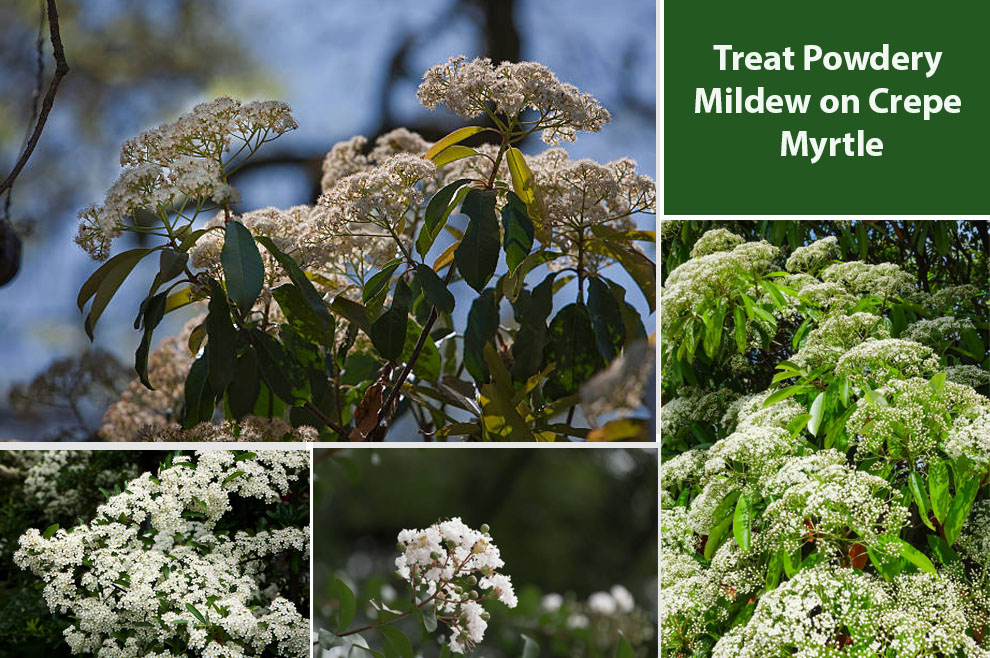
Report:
303,401,349,439
0,0,70,199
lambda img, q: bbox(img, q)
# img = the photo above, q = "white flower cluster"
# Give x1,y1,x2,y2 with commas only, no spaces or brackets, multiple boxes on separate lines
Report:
22,452,139,519
659,386,738,439
14,451,310,658
791,312,890,372
784,236,838,274
688,228,745,259
900,315,976,348
394,518,516,654
77,98,296,260
821,260,915,299
834,337,940,386
944,408,990,467
418,56,610,143
711,566,986,658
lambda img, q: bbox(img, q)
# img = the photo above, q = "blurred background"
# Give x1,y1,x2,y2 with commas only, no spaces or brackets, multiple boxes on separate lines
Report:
0,0,657,440
313,447,658,657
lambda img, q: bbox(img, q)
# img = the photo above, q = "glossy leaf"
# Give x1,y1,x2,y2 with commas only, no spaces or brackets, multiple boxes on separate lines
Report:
733,492,752,551
79,248,154,339
944,476,980,545
370,278,411,362
500,191,534,273
587,276,626,362
455,188,501,292
255,236,332,326
43,524,59,540
543,303,605,400
330,578,356,633
182,352,214,428
206,279,237,393
221,220,265,311
909,471,936,531
227,348,260,420
704,514,733,560
807,391,825,437
464,288,499,383
413,264,454,314
733,306,747,354
363,259,402,304
135,292,167,389
510,273,555,382
881,535,936,575
763,385,811,407
399,320,442,383
430,144,478,167
416,179,472,257
929,460,950,524
272,283,335,346
423,125,486,161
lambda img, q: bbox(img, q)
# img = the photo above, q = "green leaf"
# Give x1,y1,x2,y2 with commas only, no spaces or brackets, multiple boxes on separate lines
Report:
909,472,936,531
255,236,332,326
413,264,454,314
763,385,811,408
330,578,356,633
43,523,59,540
759,279,786,309
929,460,950,524
704,514,733,560
505,147,541,229
376,625,413,658
614,634,634,658
500,191,534,273
430,144,478,167
233,452,257,462
926,534,961,566
455,188,501,292
185,603,207,625
182,352,215,428
944,475,980,545
419,605,437,633
227,348,260,420
221,220,265,311
880,535,936,575
272,283,335,346
521,634,540,658
782,546,801,578
416,179,472,257
424,126,486,161
962,328,985,360
221,470,246,485
929,372,947,395
591,226,656,312
135,292,167,389
329,296,372,335
206,279,238,394
464,288,499,383
867,543,901,580
543,303,605,400
482,343,531,440
151,248,188,293
79,248,154,339
251,330,310,404
399,321,442,383
807,391,825,437
733,492,752,551
370,278,411,362
765,549,783,591
587,276,626,362
510,273,556,383
733,305,747,354
363,259,402,304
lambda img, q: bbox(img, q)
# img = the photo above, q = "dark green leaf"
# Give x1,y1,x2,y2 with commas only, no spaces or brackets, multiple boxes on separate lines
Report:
370,278,411,362
399,320,442,382
330,578,356,633
135,292,167,389
185,603,207,625
363,258,402,304
734,305,747,354
586,275,626,362
43,524,59,540
419,605,437,633
614,634,634,658
79,248,154,339
704,514,733,560
510,273,555,382
464,288,499,383
255,235,332,326
926,534,961,566
500,191,534,273
251,329,310,404
879,535,936,575
909,471,936,531
416,179,471,257
227,348,260,420
221,220,265,311
413,264,454,314
182,352,214,429
543,303,605,400
376,625,413,658
272,283,335,346
206,279,238,393
521,634,540,658
151,248,188,293
763,385,811,407
455,188,501,292
329,296,372,335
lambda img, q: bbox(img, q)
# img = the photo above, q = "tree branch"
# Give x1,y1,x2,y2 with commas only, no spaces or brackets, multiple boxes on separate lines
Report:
0,0,70,198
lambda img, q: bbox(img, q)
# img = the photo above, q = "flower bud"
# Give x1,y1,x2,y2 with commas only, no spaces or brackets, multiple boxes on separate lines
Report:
481,612,490,621
466,575,478,586
469,590,479,600
480,523,490,534
396,542,405,552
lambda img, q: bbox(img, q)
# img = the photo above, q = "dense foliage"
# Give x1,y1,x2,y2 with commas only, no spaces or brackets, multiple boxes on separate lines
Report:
3,450,310,658
314,448,658,656
660,221,990,656
74,56,656,442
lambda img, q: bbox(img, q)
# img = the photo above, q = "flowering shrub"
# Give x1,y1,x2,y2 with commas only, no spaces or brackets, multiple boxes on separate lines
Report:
14,450,310,658
660,222,989,656
75,56,655,442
